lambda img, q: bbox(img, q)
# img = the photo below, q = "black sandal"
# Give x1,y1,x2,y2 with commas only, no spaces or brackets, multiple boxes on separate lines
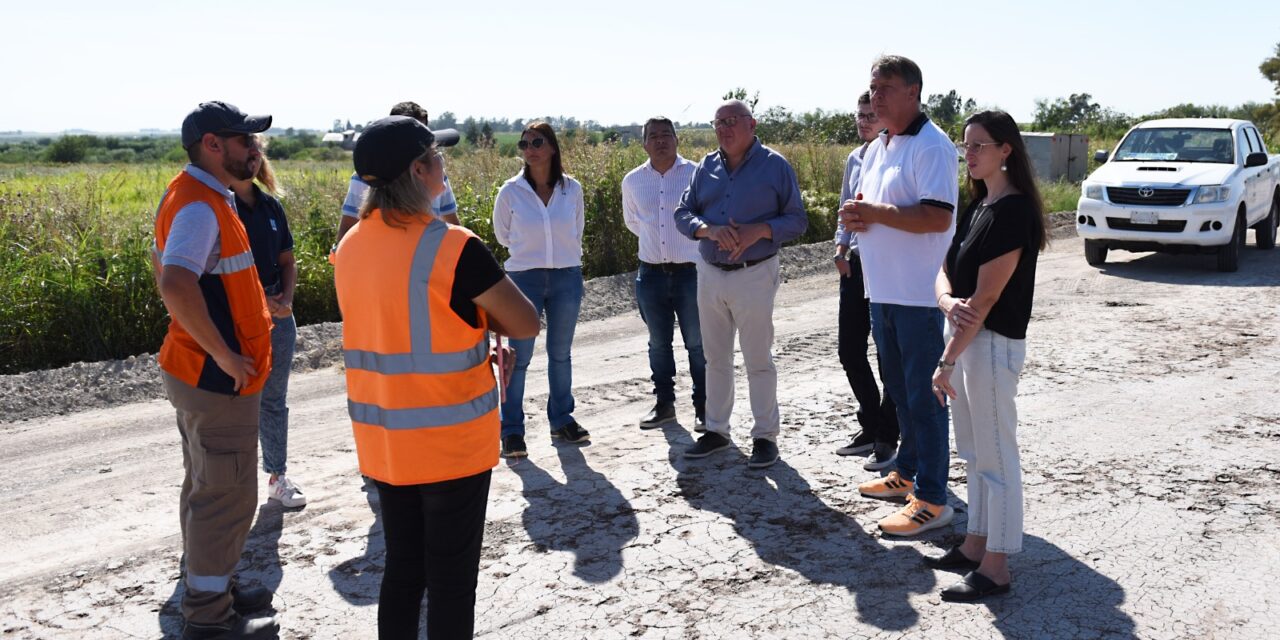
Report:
923,546,981,572
940,571,1011,602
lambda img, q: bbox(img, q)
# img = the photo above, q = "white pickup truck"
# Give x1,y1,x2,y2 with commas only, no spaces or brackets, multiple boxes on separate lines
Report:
1076,118,1280,272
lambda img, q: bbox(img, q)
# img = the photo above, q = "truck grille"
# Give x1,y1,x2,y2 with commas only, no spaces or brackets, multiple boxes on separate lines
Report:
1107,187,1191,206
1105,217,1188,233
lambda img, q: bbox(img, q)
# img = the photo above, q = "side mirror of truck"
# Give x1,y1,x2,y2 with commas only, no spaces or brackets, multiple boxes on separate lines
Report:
1094,149,1109,163
1245,152,1267,168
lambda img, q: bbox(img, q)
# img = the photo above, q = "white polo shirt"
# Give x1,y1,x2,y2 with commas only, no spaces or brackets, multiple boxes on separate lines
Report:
492,172,585,271
856,113,958,307
621,155,701,264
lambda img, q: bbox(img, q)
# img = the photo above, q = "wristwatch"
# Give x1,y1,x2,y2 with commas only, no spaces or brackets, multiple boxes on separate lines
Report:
937,360,955,371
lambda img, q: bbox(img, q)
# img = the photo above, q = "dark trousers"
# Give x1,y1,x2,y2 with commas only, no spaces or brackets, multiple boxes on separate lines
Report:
374,470,492,640
837,256,899,445
636,262,706,407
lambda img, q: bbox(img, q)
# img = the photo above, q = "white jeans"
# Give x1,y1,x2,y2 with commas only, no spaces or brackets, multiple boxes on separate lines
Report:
696,256,781,441
950,325,1026,554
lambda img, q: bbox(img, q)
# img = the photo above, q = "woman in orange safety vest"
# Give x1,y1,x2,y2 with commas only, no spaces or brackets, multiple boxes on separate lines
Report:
334,116,538,640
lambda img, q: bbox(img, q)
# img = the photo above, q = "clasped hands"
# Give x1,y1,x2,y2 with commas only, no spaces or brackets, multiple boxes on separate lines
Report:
704,218,771,262
837,199,895,233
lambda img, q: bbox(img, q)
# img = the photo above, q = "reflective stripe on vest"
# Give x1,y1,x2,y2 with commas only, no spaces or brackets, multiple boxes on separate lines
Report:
208,250,255,275
342,222,488,377
348,388,498,429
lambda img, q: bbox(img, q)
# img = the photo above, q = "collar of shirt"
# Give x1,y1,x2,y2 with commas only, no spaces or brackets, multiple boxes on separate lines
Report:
184,163,236,206
509,170,570,196
878,112,931,144
644,154,693,175
714,137,764,173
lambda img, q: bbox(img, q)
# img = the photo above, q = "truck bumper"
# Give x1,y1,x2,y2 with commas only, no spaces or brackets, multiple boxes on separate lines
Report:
1075,198,1235,249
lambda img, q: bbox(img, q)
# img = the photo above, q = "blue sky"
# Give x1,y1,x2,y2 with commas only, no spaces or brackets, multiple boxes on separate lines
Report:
4,0,1278,132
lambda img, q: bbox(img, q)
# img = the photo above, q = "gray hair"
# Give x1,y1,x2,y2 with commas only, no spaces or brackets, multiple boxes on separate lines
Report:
642,116,676,139
718,99,753,117
358,148,436,227
871,55,923,95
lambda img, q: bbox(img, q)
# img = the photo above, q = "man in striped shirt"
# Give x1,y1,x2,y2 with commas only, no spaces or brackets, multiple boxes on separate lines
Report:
621,116,706,432
335,101,459,244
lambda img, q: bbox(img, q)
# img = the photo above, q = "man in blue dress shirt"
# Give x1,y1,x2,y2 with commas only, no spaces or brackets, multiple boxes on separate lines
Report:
673,99,808,469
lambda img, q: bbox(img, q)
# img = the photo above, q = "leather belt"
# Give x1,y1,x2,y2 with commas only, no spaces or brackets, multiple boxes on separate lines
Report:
640,261,696,272
710,254,775,272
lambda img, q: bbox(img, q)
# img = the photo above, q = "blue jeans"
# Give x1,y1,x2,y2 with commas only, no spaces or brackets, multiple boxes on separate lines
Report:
870,303,948,505
260,313,295,475
635,264,706,407
501,267,583,436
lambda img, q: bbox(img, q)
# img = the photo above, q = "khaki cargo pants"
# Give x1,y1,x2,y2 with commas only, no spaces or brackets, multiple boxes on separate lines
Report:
162,372,259,625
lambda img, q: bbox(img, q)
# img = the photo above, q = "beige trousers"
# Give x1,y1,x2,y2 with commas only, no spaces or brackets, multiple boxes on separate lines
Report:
695,256,781,441
163,372,260,624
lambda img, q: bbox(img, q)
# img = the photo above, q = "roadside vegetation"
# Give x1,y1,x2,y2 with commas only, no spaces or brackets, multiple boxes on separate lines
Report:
4,43,1279,373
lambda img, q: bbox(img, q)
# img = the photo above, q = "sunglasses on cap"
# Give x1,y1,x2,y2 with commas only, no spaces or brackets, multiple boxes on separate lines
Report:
517,138,547,151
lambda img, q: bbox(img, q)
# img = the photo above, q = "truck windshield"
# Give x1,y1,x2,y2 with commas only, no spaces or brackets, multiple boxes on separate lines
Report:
1113,128,1234,163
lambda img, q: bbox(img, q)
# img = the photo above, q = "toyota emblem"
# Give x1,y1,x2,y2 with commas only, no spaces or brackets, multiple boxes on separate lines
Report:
1138,187,1155,198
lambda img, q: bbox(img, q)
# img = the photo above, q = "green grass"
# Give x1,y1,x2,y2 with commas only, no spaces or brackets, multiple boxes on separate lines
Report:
0,140,1080,374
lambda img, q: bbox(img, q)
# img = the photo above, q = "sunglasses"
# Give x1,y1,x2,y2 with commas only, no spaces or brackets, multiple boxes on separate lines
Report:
517,138,547,151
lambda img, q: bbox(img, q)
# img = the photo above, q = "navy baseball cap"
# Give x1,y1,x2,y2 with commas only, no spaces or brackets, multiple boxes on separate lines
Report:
181,101,272,148
353,116,460,187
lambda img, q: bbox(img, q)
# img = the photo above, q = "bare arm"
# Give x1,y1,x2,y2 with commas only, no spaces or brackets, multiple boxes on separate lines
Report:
269,250,297,317
841,200,953,234
158,265,256,390
441,213,461,226
932,249,1022,403
473,276,539,339
336,215,358,244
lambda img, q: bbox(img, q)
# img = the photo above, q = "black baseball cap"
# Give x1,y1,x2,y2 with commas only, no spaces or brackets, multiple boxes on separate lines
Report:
353,116,460,187
181,101,272,148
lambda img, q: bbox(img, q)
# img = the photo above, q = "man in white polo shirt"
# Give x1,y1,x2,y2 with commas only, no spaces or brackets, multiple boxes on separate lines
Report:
622,116,706,432
840,55,958,536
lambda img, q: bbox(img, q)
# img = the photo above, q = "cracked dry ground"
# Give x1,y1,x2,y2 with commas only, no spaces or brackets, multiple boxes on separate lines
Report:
2,236,1278,639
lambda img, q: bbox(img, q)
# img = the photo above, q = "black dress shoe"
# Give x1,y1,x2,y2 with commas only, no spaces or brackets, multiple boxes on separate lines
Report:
940,571,1011,602
231,585,273,615
182,613,280,639
923,546,981,573
639,402,676,429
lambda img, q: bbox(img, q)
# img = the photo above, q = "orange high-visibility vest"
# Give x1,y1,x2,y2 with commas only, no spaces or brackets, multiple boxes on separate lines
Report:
154,170,272,396
335,211,499,485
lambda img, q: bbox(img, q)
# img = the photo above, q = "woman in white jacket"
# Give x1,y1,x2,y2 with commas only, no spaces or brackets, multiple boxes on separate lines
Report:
492,121,588,458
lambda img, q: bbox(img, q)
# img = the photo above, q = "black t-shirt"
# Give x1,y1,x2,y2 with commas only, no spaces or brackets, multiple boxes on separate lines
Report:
944,194,1041,339
235,186,293,294
451,237,507,328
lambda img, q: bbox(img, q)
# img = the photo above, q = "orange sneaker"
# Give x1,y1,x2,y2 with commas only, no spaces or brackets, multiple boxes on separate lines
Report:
858,470,914,499
878,495,954,536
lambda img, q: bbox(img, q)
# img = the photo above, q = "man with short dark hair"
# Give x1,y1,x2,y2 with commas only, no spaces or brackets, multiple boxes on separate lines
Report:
674,100,808,469
335,101,459,244
840,55,959,536
834,91,899,470
154,101,280,639
622,117,706,431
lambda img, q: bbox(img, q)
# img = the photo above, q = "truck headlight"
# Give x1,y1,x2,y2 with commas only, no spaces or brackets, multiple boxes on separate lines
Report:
1194,186,1230,204
1083,184,1103,200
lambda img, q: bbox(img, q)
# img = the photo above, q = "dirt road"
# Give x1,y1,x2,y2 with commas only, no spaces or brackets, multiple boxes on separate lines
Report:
2,236,1278,639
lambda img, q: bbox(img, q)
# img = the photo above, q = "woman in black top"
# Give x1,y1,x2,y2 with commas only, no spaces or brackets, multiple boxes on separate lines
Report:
926,111,1047,602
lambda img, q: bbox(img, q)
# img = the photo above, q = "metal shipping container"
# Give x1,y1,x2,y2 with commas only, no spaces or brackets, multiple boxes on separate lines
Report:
1022,132,1089,182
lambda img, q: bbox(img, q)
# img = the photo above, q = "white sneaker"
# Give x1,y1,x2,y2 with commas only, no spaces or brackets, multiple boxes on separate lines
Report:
268,475,307,508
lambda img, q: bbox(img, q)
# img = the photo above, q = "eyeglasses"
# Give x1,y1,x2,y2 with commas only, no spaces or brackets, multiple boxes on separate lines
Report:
711,115,749,129
218,133,260,150
855,112,878,123
957,142,1002,154
517,138,547,151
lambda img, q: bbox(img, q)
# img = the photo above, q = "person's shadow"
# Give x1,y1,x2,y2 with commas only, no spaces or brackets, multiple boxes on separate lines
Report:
509,443,639,583
327,479,385,605
156,503,286,639
662,426,932,631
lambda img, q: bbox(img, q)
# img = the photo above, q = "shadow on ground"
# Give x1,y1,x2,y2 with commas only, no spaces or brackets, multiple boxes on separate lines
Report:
509,442,640,583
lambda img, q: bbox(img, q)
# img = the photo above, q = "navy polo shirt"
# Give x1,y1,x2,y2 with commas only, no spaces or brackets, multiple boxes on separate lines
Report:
235,185,293,294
